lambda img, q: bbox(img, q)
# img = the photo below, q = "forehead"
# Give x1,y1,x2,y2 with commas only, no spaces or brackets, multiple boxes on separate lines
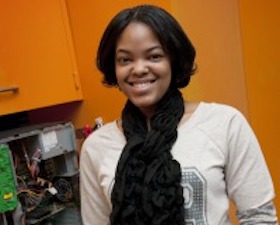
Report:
116,22,162,50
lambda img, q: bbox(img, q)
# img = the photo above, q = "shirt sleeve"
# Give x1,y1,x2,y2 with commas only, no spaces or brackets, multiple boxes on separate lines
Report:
225,110,278,224
80,139,111,225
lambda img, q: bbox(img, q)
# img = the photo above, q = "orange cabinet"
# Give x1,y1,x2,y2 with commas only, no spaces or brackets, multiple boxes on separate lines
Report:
0,0,82,116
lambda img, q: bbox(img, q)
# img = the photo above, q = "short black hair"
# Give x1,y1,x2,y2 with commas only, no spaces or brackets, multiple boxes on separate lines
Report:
96,4,196,88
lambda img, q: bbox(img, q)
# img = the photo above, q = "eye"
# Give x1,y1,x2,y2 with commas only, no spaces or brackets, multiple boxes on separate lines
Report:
149,54,163,62
116,56,131,65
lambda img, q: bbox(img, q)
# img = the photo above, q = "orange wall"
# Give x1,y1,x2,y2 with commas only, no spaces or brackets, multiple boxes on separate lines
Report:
239,0,280,214
170,0,248,117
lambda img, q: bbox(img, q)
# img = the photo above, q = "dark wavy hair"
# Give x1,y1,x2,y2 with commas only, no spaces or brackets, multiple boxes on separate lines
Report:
96,4,196,88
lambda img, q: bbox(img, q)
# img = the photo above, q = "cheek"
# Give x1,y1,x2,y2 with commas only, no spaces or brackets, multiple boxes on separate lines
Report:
115,67,125,83
161,65,172,84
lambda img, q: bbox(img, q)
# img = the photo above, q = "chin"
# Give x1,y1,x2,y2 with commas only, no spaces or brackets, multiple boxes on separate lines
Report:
131,99,154,108
129,97,160,110
132,101,156,114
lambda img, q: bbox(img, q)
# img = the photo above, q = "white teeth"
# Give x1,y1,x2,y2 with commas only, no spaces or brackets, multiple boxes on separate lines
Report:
130,80,155,86
133,81,151,86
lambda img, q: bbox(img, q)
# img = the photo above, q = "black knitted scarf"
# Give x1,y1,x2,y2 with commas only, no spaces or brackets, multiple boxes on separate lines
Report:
110,88,185,225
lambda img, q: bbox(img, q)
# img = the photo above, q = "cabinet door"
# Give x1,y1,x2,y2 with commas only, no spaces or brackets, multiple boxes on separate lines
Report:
0,0,82,116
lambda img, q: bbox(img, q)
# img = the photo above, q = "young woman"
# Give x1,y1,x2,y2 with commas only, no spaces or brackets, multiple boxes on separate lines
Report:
80,5,277,225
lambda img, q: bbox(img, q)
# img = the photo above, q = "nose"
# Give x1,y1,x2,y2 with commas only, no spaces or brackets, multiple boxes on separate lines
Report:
131,59,149,75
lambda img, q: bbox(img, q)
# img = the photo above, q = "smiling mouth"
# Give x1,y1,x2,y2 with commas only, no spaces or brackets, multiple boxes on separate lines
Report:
129,80,156,86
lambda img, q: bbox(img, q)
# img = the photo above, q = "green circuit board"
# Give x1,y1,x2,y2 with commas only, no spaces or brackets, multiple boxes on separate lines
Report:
0,144,18,213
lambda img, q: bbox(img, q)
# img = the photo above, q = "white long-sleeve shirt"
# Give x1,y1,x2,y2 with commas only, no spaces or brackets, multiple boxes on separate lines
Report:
80,102,277,225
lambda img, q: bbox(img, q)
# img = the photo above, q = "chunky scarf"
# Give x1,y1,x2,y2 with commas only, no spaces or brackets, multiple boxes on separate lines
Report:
110,88,185,225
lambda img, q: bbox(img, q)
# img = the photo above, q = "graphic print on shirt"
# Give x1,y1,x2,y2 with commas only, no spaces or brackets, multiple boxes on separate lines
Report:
181,167,208,225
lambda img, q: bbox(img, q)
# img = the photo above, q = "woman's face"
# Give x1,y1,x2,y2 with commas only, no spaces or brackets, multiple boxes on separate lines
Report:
115,22,172,118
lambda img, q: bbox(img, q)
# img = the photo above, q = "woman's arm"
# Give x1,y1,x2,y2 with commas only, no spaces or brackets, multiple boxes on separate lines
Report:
225,111,278,224
80,141,111,225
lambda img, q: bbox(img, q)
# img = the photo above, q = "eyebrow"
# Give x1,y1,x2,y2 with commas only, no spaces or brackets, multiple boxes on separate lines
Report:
116,45,163,54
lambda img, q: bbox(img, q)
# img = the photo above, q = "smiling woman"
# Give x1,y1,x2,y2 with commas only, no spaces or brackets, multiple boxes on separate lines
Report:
80,4,278,225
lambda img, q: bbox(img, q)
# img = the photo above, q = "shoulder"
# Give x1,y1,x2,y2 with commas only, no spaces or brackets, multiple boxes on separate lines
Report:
194,102,247,125
182,102,251,143
182,102,246,128
200,102,243,116
181,102,254,157
81,121,125,157
84,120,124,146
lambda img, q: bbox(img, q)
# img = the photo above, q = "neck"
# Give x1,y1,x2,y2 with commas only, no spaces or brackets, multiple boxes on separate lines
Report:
139,106,156,130
139,106,155,120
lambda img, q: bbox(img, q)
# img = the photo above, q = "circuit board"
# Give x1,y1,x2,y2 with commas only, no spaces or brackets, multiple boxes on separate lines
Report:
0,144,18,213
